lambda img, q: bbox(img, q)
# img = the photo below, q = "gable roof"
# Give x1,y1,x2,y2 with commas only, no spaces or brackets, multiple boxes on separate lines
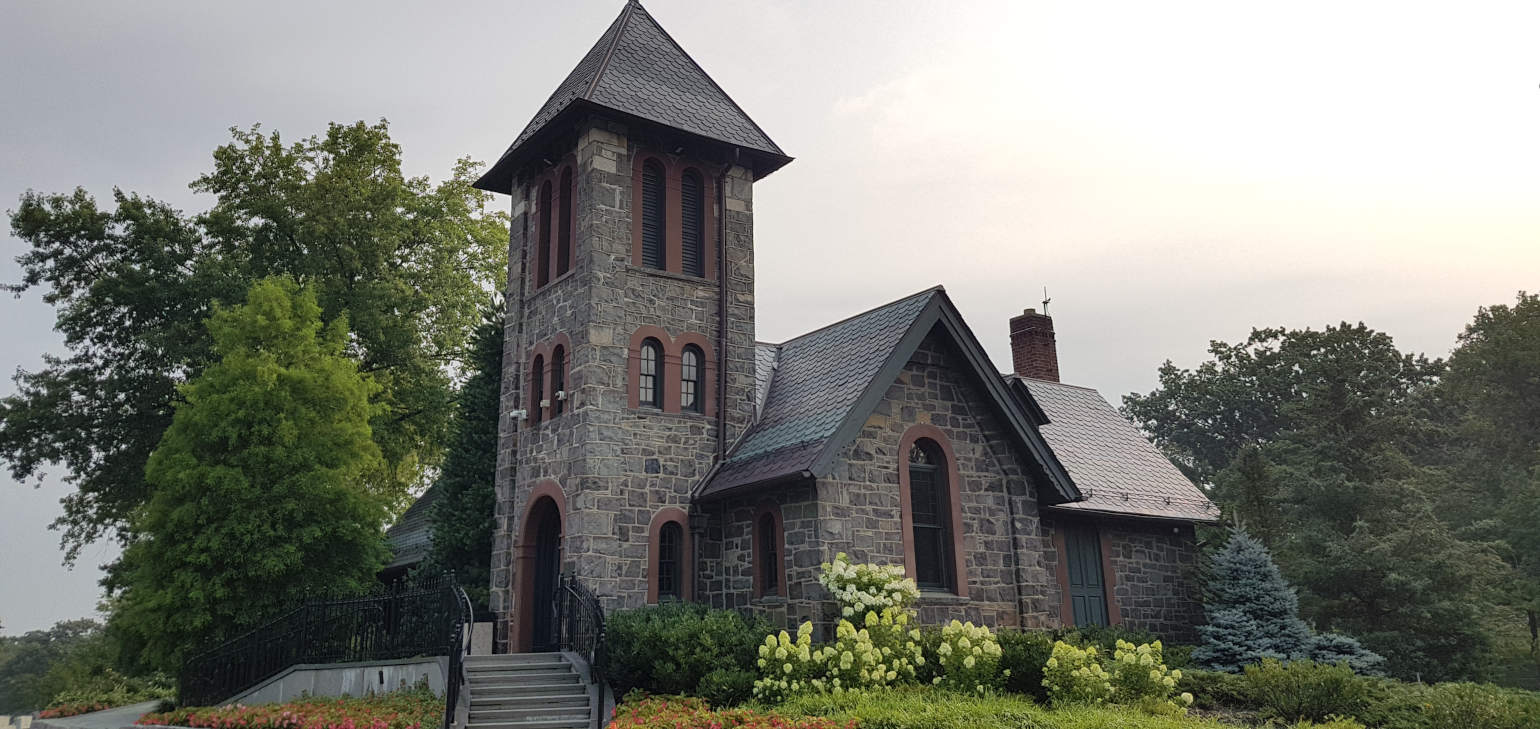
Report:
1014,378,1219,523
475,1,791,193
384,484,441,569
698,288,1078,503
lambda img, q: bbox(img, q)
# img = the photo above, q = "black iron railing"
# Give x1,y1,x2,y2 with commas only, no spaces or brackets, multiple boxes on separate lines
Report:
443,583,473,729
553,573,606,689
179,575,471,710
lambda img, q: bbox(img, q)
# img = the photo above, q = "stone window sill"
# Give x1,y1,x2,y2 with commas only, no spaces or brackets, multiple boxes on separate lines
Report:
627,264,715,285
917,589,970,605
525,269,578,301
751,596,788,607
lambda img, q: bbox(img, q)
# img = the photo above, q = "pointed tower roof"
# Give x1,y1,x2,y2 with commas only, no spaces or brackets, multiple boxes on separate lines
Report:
475,1,791,193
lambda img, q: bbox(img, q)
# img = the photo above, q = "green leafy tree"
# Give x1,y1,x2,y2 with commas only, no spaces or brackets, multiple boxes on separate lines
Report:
1438,292,1540,658
417,302,504,612
2,120,507,562
110,277,390,671
1125,323,1500,680
0,619,101,713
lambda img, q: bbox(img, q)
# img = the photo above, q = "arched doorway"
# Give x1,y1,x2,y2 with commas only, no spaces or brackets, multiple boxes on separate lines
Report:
514,482,565,653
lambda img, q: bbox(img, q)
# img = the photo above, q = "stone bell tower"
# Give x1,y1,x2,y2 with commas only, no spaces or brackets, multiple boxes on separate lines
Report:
472,0,791,652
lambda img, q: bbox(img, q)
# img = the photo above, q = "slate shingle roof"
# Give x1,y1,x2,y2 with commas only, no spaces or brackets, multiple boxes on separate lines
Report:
384,484,441,569
475,1,790,193
1018,378,1219,522
704,290,937,496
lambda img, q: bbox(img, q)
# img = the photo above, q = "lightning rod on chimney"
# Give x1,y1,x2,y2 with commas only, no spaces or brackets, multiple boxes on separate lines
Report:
1041,287,1051,315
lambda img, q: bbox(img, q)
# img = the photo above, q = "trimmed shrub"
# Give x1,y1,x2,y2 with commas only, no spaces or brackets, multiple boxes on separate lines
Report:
1042,642,1113,706
697,668,758,708
997,630,1055,699
1243,659,1368,723
1307,633,1386,677
1108,639,1189,713
606,602,774,704
1174,669,1252,711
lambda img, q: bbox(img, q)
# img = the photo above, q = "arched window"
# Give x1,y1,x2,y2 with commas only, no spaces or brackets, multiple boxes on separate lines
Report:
757,512,779,596
536,180,553,288
556,167,573,277
550,345,566,417
680,169,705,278
639,160,666,270
657,521,684,601
908,440,953,590
639,338,664,409
530,354,545,426
680,344,703,413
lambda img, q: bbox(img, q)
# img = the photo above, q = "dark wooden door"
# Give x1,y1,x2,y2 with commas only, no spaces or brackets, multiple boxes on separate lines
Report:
1064,525,1109,627
531,510,562,652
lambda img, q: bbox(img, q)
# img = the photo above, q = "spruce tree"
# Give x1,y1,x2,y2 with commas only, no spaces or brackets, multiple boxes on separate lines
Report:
1192,529,1312,672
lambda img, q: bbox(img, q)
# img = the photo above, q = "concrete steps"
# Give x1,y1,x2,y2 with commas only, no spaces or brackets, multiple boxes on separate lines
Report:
463,653,592,729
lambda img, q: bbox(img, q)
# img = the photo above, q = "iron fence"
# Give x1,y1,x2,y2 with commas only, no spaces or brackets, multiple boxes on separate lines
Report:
553,574,606,688
179,575,471,710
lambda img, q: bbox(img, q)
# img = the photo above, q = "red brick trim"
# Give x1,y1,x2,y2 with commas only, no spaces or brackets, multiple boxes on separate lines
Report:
1051,526,1073,628
631,154,670,270
1099,530,1123,625
546,332,572,420
896,424,969,598
752,500,787,598
556,163,576,279
646,507,693,604
534,177,553,289
528,347,548,428
671,332,716,416
627,326,673,410
512,479,566,652
678,165,717,280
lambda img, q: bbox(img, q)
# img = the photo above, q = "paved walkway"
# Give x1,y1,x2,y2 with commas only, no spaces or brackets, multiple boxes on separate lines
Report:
32,702,161,729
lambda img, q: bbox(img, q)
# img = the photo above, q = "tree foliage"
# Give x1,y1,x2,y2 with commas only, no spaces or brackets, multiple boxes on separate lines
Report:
0,619,103,713
417,301,504,613
1125,323,1502,681
109,277,390,671
2,120,507,560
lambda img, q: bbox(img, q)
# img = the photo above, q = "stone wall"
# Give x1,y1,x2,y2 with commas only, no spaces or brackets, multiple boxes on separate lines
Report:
697,483,822,632
798,327,1060,632
1041,516,1204,643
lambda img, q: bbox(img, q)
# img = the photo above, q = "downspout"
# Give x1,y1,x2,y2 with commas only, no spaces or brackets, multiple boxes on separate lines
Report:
715,159,732,462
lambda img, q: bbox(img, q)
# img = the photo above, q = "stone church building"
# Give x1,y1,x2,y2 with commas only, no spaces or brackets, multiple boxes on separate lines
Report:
389,1,1217,653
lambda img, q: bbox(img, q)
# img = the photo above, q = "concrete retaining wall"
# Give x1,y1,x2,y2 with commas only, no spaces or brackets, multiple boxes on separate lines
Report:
226,657,448,706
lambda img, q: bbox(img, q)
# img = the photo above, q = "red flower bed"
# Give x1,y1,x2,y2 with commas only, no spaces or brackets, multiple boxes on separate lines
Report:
136,686,441,729
40,702,115,719
607,696,858,729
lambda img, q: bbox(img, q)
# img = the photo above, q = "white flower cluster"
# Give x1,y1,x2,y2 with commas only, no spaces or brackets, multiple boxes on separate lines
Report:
817,553,920,618
933,619,1004,694
1109,639,1192,710
1043,639,1193,712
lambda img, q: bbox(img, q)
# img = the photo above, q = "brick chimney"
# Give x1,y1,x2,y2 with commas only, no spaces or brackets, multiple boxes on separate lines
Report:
1010,308,1059,381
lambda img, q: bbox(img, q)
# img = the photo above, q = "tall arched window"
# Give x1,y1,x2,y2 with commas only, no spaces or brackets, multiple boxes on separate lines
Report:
680,344,703,413
550,345,566,417
757,512,779,596
680,169,705,278
657,521,683,601
908,440,953,590
530,354,546,426
536,180,553,288
556,167,573,277
639,338,664,408
639,160,666,270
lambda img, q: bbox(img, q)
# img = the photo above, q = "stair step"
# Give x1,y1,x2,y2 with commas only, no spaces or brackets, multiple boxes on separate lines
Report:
466,719,590,729
472,682,587,699
470,706,590,722
466,653,568,665
471,694,590,709
469,668,576,682
468,660,569,672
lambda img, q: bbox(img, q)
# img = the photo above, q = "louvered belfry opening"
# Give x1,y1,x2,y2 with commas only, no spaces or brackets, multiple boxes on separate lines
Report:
640,160,666,270
536,181,553,287
680,169,705,277
557,167,573,277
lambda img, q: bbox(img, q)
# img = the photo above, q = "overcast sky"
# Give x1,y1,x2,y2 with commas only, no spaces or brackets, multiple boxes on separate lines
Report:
2,0,1537,634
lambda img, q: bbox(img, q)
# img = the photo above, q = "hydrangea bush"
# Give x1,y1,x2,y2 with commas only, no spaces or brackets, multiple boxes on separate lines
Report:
933,620,1005,694
1043,639,1192,712
754,554,924,701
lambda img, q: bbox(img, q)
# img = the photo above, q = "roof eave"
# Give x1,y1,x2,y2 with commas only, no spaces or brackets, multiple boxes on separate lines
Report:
1041,503,1221,525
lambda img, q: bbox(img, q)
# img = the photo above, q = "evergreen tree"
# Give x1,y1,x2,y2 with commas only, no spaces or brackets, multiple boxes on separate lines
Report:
1192,529,1313,672
109,277,389,671
418,302,503,613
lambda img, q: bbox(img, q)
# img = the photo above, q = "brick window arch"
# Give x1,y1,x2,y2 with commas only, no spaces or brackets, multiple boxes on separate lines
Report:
898,425,968,597
753,501,786,598
648,507,693,603
536,180,553,288
530,354,545,426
